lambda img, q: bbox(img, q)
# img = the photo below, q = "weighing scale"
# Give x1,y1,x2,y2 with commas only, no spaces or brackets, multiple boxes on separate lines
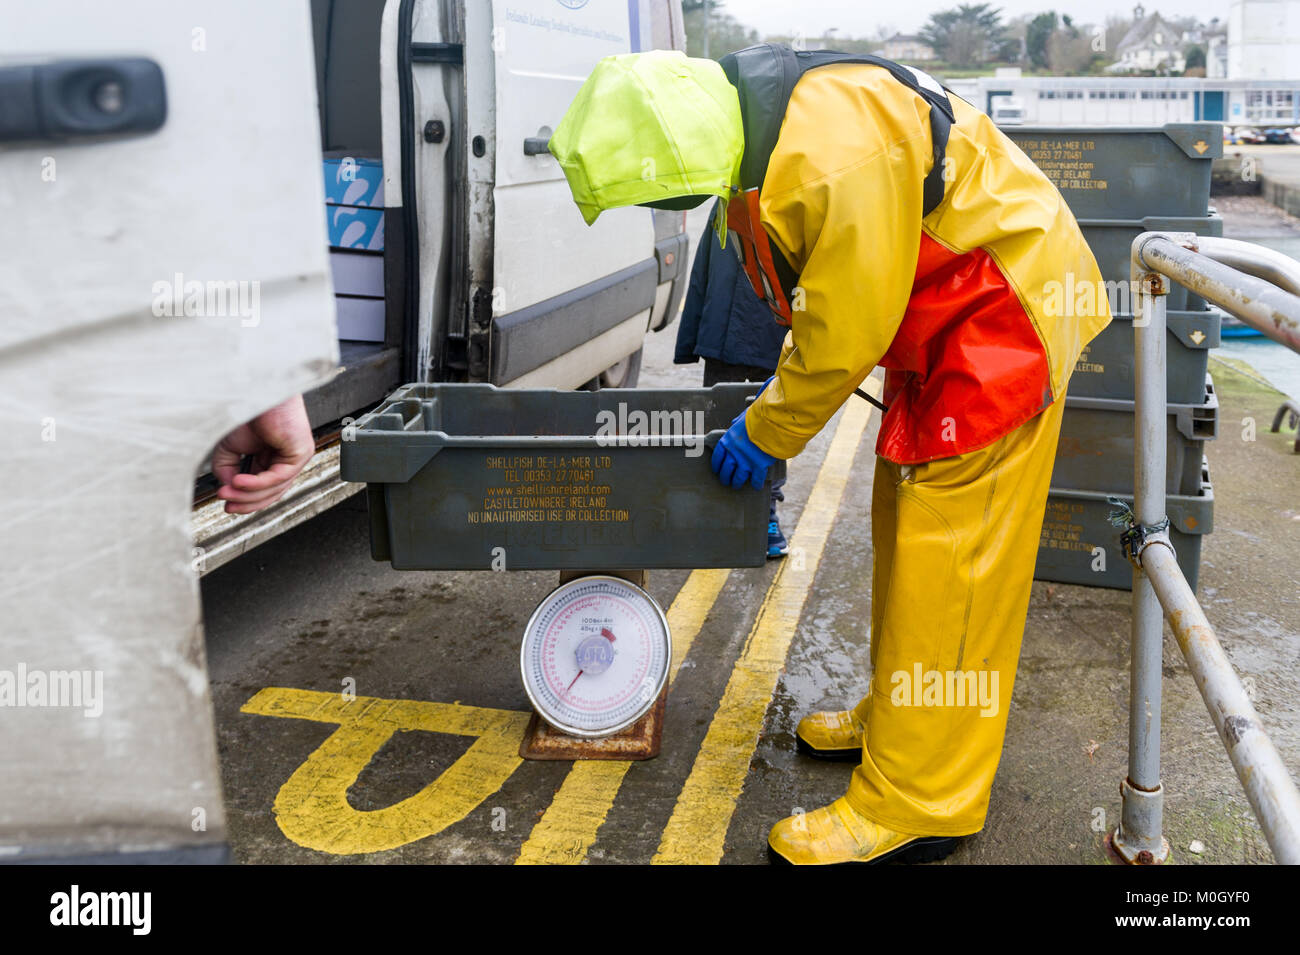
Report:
518,571,672,760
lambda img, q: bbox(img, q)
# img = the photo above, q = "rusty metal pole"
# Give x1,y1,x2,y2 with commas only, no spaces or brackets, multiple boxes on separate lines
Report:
1196,235,1300,297
1138,235,1300,354
1139,543,1300,863
1105,231,1300,863
1111,234,1182,864
1270,399,1300,453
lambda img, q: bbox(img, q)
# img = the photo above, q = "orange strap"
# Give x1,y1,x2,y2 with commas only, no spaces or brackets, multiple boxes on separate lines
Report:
725,187,793,325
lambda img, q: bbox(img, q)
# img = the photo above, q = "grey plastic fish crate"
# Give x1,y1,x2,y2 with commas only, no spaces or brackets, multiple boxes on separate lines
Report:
1078,213,1223,312
1052,375,1218,497
1068,308,1222,404
1003,124,1222,219
339,382,781,571
1035,463,1214,592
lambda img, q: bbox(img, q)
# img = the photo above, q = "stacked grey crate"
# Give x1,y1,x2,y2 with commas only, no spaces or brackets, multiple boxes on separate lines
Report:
1001,124,1223,590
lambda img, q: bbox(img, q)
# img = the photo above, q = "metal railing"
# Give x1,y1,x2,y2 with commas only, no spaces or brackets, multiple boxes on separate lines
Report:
1272,399,1300,453
1109,232,1300,865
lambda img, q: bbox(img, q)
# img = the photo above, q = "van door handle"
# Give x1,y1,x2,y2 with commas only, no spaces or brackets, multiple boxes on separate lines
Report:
523,137,551,155
0,58,166,145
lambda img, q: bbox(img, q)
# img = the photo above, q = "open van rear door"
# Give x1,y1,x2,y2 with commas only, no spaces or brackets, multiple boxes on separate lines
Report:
0,0,337,860
385,0,686,390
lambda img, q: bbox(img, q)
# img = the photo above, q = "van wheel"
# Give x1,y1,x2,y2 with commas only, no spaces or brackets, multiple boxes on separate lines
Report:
596,348,642,389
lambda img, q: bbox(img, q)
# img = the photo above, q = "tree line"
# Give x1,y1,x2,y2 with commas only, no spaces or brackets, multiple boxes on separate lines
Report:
681,2,1209,76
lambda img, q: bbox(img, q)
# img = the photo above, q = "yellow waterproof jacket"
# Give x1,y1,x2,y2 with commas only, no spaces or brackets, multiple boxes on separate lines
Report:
744,63,1111,464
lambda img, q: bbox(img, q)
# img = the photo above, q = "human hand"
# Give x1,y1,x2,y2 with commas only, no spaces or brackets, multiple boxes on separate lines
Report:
711,409,779,490
212,394,314,514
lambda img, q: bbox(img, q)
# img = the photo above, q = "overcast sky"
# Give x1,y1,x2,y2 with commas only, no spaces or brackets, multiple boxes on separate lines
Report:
723,0,1235,37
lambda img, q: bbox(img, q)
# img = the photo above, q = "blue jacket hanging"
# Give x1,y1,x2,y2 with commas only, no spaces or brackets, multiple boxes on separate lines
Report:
673,199,789,371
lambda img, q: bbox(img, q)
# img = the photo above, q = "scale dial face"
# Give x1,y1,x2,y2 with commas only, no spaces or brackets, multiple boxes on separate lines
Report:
520,575,671,739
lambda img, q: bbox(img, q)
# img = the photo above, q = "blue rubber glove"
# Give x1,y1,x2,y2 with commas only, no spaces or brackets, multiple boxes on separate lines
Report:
711,409,779,490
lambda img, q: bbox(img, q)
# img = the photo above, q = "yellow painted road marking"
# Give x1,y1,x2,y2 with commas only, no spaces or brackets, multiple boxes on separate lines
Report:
514,567,730,865
668,569,731,681
244,383,874,862
242,688,530,855
653,392,875,865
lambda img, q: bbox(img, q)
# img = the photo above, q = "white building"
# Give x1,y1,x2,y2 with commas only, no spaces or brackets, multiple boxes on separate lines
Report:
1109,7,1188,74
1227,0,1300,79
947,75,1300,127
879,33,936,62
1207,28,1229,79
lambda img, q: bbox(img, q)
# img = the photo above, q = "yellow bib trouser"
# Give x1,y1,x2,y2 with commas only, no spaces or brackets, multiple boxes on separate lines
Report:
844,395,1066,837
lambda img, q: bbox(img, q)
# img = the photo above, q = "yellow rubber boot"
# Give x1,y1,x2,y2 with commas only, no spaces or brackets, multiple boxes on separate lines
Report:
767,798,957,865
795,708,865,761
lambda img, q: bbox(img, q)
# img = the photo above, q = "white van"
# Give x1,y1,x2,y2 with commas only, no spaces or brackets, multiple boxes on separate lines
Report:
191,0,690,573
0,0,685,861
